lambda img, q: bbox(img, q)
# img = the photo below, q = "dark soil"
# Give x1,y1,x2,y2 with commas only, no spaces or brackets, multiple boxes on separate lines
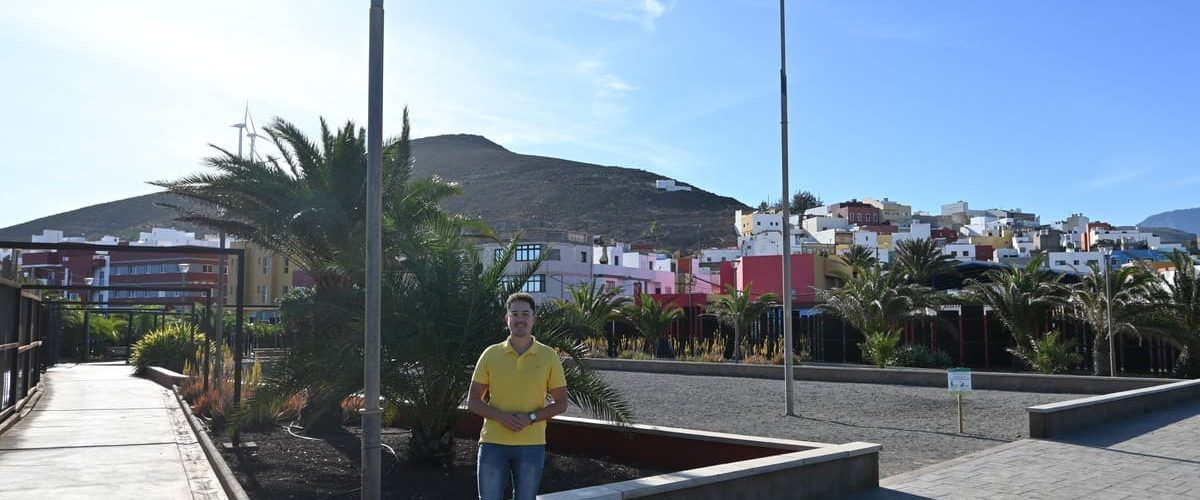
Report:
214,425,670,499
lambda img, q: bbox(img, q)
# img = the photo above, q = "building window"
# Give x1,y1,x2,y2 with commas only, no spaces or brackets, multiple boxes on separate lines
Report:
514,244,542,262
262,257,269,274
283,258,290,274
581,251,588,263
500,274,545,293
614,255,620,266
201,264,215,273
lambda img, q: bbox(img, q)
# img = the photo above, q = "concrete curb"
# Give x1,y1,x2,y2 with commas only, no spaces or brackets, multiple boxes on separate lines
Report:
0,384,44,436
169,386,251,500
584,358,1179,394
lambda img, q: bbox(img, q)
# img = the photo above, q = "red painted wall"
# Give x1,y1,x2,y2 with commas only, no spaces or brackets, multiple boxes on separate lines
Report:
735,254,819,304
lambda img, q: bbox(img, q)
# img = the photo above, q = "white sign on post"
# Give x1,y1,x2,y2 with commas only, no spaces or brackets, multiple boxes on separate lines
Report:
947,368,972,392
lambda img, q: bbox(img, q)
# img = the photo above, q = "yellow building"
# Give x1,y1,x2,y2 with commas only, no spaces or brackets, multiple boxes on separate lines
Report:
863,198,912,223
968,229,1014,251
217,242,299,309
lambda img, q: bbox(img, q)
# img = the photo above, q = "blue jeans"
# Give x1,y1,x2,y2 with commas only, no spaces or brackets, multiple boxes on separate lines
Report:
477,443,545,500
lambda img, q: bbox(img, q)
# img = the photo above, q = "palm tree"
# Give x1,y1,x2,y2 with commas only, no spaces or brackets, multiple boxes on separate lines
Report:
155,113,465,431
964,255,1069,362
839,245,879,278
561,282,630,355
152,111,463,296
621,293,684,357
816,267,935,366
893,238,959,289
1146,250,1200,377
1071,262,1158,375
707,284,780,360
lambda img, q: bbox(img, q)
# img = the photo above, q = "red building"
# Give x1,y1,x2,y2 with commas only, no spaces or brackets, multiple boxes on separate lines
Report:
20,246,218,307
829,200,882,226
734,254,824,306
930,228,958,244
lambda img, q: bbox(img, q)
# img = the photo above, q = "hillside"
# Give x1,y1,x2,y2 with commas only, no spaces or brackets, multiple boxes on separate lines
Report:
0,135,747,250
0,192,211,242
1139,207,1200,235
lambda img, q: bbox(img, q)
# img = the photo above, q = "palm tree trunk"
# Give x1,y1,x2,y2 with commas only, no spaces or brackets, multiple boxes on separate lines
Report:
733,325,743,360
1092,332,1111,376
409,421,455,467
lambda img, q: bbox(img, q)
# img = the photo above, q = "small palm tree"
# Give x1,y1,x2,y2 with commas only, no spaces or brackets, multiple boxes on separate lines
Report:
839,245,879,278
893,238,959,288
964,256,1069,363
1071,262,1158,375
621,294,684,357
707,284,780,360
561,282,630,355
816,267,935,367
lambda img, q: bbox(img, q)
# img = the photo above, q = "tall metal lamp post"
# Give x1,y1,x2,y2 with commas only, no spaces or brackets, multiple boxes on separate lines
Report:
778,0,796,416
1100,247,1116,377
82,277,94,362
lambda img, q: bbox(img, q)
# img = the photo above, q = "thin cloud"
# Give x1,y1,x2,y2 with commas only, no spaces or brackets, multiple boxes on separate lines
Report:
578,0,676,31
1082,169,1146,191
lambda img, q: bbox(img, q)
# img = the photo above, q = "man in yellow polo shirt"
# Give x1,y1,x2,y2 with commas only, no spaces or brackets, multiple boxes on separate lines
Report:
468,292,568,500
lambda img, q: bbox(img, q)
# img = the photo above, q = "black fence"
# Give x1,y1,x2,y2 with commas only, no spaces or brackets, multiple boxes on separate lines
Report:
1,278,45,422
649,304,1178,376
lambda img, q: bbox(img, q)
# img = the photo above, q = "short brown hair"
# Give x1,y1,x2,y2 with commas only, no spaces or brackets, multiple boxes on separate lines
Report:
505,292,536,312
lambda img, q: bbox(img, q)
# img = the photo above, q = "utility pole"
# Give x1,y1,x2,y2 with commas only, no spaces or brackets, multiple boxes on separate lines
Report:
779,0,796,416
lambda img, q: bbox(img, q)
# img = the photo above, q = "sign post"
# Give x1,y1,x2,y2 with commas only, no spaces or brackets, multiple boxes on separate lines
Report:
947,368,972,433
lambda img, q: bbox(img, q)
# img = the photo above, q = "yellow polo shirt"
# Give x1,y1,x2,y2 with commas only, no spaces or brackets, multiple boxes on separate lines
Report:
471,337,567,446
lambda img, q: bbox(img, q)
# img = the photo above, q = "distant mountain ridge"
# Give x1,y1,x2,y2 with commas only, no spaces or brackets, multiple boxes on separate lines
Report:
1139,207,1200,235
0,135,747,250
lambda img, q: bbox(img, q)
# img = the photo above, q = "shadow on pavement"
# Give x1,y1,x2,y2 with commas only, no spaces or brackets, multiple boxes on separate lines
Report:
838,487,934,499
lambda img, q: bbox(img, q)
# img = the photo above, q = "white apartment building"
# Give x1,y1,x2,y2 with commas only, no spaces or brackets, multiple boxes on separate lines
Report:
943,243,976,262
1047,251,1105,275
481,238,678,304
801,216,849,235
892,221,932,245
1090,227,1163,250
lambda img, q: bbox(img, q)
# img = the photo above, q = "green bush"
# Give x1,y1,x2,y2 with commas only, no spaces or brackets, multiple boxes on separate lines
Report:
858,329,902,368
130,323,204,375
1008,331,1082,374
895,344,955,369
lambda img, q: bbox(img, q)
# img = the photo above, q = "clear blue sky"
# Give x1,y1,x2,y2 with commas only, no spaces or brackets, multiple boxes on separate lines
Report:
2,1,1197,231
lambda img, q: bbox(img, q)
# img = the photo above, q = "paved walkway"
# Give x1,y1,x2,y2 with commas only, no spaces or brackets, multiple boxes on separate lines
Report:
0,362,226,500
844,398,1200,499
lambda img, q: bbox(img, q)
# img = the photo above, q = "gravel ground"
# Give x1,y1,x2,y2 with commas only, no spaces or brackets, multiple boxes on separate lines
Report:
565,370,1091,477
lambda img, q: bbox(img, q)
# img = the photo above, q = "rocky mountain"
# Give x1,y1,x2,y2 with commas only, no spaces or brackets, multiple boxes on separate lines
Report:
1139,207,1200,235
0,135,747,250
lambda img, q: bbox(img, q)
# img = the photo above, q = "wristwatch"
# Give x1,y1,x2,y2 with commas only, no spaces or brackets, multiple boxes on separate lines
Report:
528,412,537,422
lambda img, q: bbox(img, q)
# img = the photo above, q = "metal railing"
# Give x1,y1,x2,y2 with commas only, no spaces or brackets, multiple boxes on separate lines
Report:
1,277,44,424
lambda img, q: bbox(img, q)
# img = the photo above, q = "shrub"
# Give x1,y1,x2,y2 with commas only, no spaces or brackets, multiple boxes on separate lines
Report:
895,344,954,369
1008,331,1083,374
858,329,902,368
129,324,203,374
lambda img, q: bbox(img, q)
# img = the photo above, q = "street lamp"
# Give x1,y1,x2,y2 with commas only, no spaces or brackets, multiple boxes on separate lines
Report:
83,277,94,363
1100,247,1116,377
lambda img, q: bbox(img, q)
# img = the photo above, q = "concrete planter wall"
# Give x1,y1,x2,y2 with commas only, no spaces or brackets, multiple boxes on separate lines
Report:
454,414,880,499
584,358,1179,395
1027,378,1200,438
